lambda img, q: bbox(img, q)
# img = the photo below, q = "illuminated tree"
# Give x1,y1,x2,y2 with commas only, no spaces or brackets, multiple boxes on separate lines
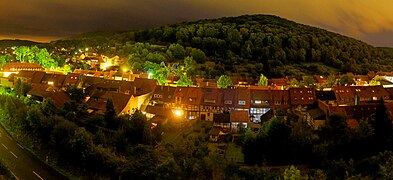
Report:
14,46,30,62
289,78,300,87
282,166,302,180
184,56,196,76
369,79,381,86
302,76,316,88
326,74,337,87
217,75,233,88
339,75,354,86
177,75,193,87
258,74,268,86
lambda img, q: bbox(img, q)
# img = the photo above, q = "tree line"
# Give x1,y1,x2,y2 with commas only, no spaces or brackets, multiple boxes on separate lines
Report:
241,100,393,179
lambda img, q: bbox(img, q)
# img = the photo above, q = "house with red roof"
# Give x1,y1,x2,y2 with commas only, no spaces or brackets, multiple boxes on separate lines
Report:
27,84,71,109
173,86,202,120
249,86,271,123
269,90,290,109
200,88,223,121
87,91,138,115
230,110,250,132
289,88,316,106
2,62,44,77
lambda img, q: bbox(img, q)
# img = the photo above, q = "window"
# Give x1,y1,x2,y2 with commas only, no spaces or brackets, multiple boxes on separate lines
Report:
308,90,312,93
238,100,246,105
204,99,216,103
189,97,196,102
254,100,261,104
224,100,232,104
154,94,162,98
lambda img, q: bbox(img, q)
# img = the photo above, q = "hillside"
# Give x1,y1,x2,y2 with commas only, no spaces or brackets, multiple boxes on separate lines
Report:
49,14,393,78
0,39,42,48
133,14,393,77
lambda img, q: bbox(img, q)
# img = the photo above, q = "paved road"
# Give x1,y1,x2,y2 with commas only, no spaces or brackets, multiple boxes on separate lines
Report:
0,126,68,180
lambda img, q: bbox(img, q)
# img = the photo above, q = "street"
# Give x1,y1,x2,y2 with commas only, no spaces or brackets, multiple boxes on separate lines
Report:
0,126,67,180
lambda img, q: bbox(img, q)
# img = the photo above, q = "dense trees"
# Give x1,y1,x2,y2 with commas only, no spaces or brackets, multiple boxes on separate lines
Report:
134,15,393,77
12,46,58,69
241,108,393,179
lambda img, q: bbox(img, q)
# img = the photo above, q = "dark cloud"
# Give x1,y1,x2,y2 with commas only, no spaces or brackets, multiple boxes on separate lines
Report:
1,0,393,46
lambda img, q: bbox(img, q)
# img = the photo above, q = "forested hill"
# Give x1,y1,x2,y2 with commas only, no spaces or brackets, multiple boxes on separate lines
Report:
134,14,393,76
0,39,42,48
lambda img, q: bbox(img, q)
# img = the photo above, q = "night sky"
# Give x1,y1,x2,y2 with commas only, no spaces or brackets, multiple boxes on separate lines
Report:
1,0,393,47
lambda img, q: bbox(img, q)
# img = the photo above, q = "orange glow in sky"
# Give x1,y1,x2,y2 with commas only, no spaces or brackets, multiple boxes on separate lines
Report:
1,0,393,46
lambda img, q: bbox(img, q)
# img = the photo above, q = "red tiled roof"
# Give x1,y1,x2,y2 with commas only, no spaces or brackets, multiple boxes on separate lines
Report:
230,110,249,122
134,78,157,96
152,85,176,103
3,62,44,72
201,88,222,106
87,92,132,115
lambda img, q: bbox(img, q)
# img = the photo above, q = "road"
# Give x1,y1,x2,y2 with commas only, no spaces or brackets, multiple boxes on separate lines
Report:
0,125,68,180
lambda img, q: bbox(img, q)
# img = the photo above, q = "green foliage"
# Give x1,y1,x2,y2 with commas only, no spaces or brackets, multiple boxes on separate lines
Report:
0,161,12,179
13,46,58,69
339,75,354,86
177,75,193,86
217,75,233,88
167,43,186,59
289,78,300,87
302,76,316,88
326,74,337,87
369,79,381,86
14,46,30,62
184,56,196,77
258,74,268,86
134,14,393,77
190,48,206,63
283,166,302,180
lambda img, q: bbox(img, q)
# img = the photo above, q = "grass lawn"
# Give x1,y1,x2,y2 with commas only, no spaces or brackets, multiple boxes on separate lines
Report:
225,142,244,163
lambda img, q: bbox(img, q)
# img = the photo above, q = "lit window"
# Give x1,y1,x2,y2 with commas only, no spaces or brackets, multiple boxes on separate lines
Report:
254,100,262,104
204,99,216,103
224,100,232,104
238,100,246,105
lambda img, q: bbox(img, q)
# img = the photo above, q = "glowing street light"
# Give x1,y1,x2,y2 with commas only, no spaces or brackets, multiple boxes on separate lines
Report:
173,109,184,117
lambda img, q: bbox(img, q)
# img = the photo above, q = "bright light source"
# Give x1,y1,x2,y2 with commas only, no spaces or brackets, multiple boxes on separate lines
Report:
173,109,184,117
123,68,127,72
148,73,152,79
85,48,89,51
48,81,54,85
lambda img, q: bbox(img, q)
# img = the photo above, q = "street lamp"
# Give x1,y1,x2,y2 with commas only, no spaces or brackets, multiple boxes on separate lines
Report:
173,109,184,117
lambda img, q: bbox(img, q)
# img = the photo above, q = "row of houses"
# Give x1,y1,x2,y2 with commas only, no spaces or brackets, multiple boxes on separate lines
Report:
148,84,393,122
2,63,393,134
3,69,393,128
